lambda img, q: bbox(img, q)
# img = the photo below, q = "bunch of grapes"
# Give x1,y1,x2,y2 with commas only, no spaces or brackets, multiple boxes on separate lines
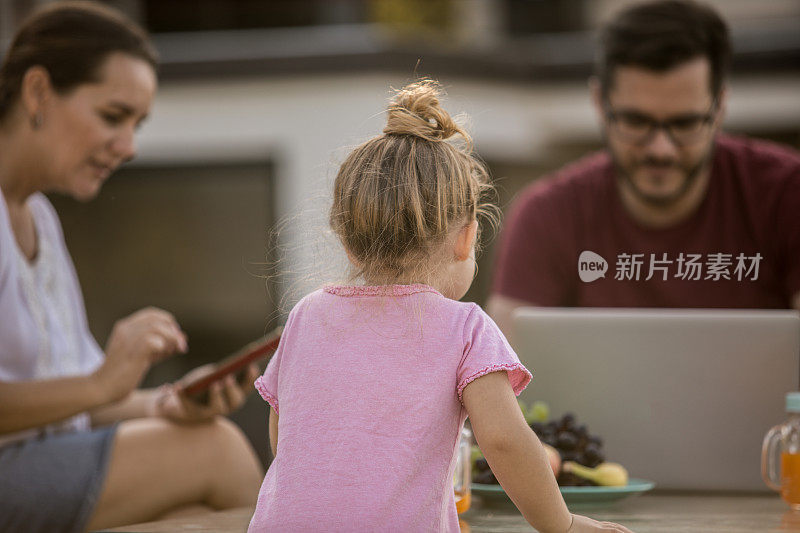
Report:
472,410,607,487
531,413,605,486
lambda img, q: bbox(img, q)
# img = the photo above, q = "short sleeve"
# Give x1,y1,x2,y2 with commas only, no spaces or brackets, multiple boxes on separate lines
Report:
254,350,281,415
456,305,532,403
254,305,301,416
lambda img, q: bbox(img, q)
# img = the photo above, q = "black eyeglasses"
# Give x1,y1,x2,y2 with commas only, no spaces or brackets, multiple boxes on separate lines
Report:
604,100,718,146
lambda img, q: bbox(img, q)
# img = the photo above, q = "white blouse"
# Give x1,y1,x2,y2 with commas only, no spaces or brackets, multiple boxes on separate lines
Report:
0,189,105,447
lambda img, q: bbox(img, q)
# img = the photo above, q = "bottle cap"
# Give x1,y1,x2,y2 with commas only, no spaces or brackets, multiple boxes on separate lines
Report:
787,392,800,412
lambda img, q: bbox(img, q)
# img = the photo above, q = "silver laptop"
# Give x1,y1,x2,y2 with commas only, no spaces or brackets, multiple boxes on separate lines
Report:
512,307,800,491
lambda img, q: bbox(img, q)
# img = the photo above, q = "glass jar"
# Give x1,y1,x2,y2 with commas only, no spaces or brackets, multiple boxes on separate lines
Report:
454,425,472,514
763,392,800,509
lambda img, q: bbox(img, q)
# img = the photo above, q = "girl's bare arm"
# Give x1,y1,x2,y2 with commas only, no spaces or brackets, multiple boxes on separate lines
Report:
269,406,279,458
462,371,572,532
462,372,634,533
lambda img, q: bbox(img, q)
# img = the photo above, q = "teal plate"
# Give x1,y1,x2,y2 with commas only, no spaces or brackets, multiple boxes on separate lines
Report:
472,479,655,508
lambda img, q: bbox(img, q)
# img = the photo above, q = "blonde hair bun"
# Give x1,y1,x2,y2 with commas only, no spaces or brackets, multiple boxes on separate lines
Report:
331,78,497,283
383,79,467,143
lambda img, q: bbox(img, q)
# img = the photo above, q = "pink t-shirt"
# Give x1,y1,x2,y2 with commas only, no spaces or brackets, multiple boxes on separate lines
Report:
248,284,531,532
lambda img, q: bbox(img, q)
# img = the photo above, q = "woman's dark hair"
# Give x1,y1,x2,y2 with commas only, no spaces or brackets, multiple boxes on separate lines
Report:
0,1,158,121
596,0,730,98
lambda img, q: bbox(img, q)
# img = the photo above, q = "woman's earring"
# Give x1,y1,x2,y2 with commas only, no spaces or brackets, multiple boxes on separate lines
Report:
31,112,43,130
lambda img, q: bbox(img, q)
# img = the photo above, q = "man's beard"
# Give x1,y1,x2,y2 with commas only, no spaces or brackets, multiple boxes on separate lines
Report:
611,145,714,208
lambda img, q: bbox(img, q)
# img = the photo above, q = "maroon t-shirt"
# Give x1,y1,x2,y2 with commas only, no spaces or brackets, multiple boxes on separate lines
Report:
492,135,800,308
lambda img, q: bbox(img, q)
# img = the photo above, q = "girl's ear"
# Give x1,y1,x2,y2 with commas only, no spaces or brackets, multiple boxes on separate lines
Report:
454,220,478,261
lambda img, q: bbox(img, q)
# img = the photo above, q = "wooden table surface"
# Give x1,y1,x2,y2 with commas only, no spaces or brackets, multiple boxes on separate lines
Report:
100,491,797,532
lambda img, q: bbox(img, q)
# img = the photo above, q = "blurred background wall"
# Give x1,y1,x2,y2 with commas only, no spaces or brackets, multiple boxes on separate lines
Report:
2,0,798,467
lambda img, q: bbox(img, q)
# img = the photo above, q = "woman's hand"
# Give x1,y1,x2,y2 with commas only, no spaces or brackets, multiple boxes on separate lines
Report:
93,307,187,404
153,363,261,423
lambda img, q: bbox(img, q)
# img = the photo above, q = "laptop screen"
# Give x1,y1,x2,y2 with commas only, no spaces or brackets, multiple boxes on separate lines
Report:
512,307,800,491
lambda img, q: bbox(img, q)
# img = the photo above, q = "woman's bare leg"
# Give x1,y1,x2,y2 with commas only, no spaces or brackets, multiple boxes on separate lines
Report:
156,503,214,520
85,417,263,530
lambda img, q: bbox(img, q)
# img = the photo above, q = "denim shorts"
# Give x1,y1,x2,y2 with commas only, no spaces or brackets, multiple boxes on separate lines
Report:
0,424,117,533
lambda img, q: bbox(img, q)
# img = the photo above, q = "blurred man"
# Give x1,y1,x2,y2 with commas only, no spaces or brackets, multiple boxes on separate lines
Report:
488,0,800,337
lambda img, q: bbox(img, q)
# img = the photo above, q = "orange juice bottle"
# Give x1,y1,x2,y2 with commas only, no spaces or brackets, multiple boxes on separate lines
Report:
781,451,800,507
763,392,800,509
454,426,472,514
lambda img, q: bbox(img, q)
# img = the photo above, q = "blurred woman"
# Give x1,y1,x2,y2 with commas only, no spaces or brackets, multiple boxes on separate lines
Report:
0,3,262,531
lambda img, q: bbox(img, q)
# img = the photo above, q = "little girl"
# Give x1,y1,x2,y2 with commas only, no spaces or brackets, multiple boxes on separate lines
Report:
248,80,632,533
